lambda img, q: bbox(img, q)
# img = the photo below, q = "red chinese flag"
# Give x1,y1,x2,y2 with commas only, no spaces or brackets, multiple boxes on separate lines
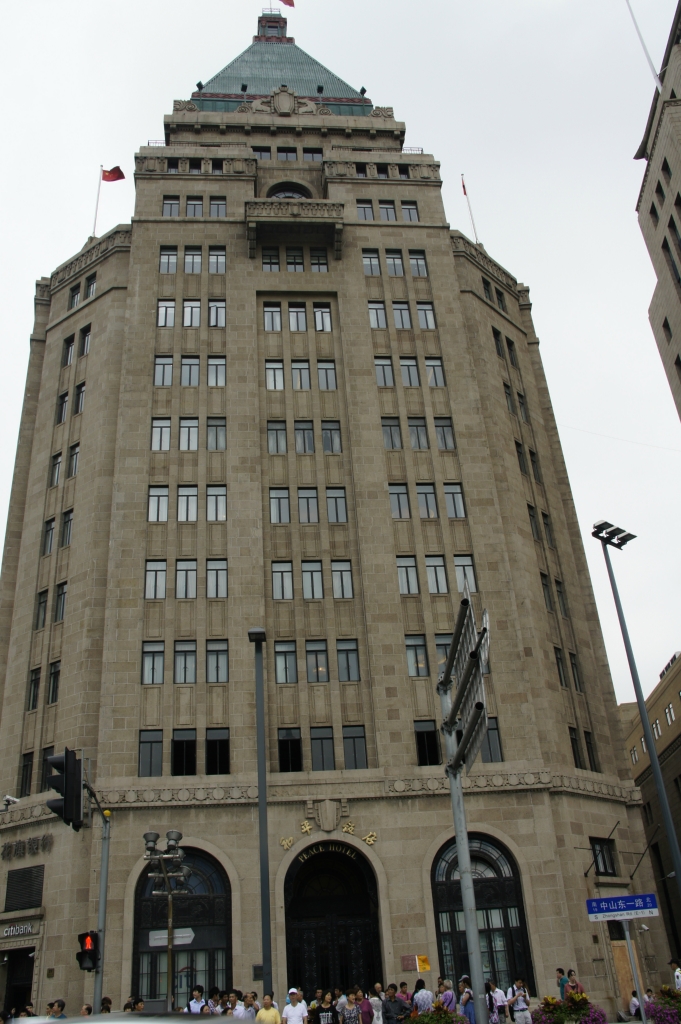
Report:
281,0,294,6
102,166,125,182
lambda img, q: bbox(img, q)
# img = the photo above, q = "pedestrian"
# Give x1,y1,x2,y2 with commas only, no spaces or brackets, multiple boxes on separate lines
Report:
565,972,584,997
335,992,348,1014
207,989,222,1014
398,986,411,1006
669,959,681,990
556,971,568,1002
458,978,475,1024
383,987,408,1024
369,991,383,1024
186,988,207,1014
53,1001,68,1020
486,981,507,1022
283,989,308,1024
506,979,531,1024
133,999,145,1013
372,987,385,1004
101,999,113,1016
123,1005,133,1014
644,989,653,1005
356,990,373,1024
441,982,456,1013
412,981,434,1016
257,995,281,1024
315,992,338,1024
310,992,324,1011
339,992,361,1024
80,1007,93,1016
24,1005,36,1018
202,1009,213,1015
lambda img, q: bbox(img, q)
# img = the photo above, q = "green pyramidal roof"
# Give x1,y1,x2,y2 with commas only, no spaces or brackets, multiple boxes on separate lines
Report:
193,12,370,114
202,40,362,100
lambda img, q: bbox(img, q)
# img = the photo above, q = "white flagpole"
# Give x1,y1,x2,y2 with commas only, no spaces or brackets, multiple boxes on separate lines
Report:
461,174,480,244
624,0,663,93
92,165,103,238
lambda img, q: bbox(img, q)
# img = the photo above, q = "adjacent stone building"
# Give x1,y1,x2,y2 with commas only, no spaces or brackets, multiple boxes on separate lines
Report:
636,0,681,420
0,9,670,1015
620,652,681,959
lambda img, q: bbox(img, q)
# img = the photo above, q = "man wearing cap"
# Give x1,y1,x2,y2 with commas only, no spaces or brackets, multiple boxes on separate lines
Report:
283,990,308,1024
669,959,681,991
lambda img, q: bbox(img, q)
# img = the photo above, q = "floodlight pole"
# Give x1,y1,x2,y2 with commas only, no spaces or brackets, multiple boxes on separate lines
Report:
249,628,272,999
594,526,681,907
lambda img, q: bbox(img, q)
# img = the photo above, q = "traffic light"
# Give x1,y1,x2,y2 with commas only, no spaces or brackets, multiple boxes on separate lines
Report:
76,930,99,971
46,747,83,831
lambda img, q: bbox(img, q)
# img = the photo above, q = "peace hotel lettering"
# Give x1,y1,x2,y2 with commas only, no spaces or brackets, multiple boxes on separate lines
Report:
1,834,53,860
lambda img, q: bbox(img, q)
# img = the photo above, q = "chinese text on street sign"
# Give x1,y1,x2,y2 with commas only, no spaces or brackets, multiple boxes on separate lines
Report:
586,894,658,921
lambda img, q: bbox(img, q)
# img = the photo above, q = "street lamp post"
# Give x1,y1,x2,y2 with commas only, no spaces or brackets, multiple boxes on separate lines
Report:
143,829,191,1013
592,521,681,909
248,627,272,998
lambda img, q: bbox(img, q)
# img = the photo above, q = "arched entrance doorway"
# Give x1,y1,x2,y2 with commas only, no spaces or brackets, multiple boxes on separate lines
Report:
132,848,232,1008
285,841,383,995
431,834,535,994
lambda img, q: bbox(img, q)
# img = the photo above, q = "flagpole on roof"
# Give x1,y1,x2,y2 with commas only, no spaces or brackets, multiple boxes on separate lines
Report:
461,175,480,245
92,165,103,238
624,0,663,94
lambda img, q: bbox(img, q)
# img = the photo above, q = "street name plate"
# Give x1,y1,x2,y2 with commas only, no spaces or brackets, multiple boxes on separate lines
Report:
586,894,658,921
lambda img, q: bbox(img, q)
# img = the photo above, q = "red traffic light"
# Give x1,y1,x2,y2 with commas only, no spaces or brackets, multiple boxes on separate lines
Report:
76,930,99,971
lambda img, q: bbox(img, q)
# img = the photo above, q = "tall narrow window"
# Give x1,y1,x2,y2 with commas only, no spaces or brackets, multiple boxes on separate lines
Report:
287,247,304,272
295,421,314,454
266,360,284,390
267,421,287,454
56,392,68,424
262,247,280,272
272,562,293,600
208,356,226,386
69,285,80,309
306,641,329,682
555,647,567,687
264,303,282,331
496,289,507,312
174,642,197,684
47,661,61,704
327,488,347,523
155,355,173,386
481,718,504,763
209,301,226,328
379,200,397,221
207,485,227,522
417,483,438,519
207,418,226,451
139,731,163,777
142,643,164,685
43,519,55,556
332,560,353,599
207,641,229,683
343,726,367,769
270,488,290,524
389,484,410,519
393,302,412,329
206,729,230,774
279,728,302,772
322,421,341,453
318,360,336,390
386,250,404,276
291,360,310,389
172,730,197,775
160,247,177,273
275,642,298,683
302,561,324,600
482,279,492,301
54,582,67,622
210,196,226,218
504,383,515,414
540,572,553,611
569,727,584,770
209,246,226,274
402,201,419,221
27,668,40,711
179,418,199,451
444,483,465,518
555,579,568,617
529,449,541,482
397,556,419,595
584,731,599,772
61,509,73,547
337,640,360,682
80,327,92,356
425,358,444,385
401,358,419,387
157,300,175,327
314,304,332,331
382,417,402,450
19,753,33,797
357,200,374,220
515,441,528,475
374,356,393,385
176,485,197,524
409,250,428,277
518,393,529,422
311,727,335,770
406,635,429,676
176,560,197,600
454,555,477,593
435,418,455,450
40,746,55,792
181,356,200,386
162,196,179,216
184,247,202,274
415,721,440,765
369,302,387,330
35,591,48,630
569,652,583,692
298,488,318,524
145,561,166,598
493,327,504,357
506,338,518,367
426,555,448,594
183,301,201,328
206,559,228,598
186,196,203,217
418,303,436,330
289,305,308,332
62,336,74,367
528,505,540,540
542,512,554,547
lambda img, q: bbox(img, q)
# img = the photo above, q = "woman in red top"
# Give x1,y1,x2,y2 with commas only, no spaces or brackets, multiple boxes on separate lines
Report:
565,971,585,996
356,991,374,1024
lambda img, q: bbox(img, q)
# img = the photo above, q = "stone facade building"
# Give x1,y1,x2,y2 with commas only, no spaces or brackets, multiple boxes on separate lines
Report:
621,652,681,959
0,9,670,1015
636,0,681,420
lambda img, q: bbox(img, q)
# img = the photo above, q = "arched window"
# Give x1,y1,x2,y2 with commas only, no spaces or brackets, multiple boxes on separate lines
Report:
267,182,312,199
133,849,231,1009
431,834,535,994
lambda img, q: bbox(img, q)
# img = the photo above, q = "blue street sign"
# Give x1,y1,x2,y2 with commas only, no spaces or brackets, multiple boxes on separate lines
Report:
586,893,659,921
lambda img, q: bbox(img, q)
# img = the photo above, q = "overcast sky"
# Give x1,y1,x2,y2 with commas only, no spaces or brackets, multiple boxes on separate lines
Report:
1,0,679,704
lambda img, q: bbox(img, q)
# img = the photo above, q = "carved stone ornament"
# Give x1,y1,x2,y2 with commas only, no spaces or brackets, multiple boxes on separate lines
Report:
371,107,395,118
173,100,199,112
315,799,341,832
249,86,318,117
317,106,333,115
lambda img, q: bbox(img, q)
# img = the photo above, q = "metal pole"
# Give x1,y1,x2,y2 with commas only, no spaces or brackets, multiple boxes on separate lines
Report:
92,812,111,1011
255,639,273,997
624,0,663,94
159,856,174,1013
601,542,681,904
623,920,647,1024
92,166,103,237
438,688,488,1024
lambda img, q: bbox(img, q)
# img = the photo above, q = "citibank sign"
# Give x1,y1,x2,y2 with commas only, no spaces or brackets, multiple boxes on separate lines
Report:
3,923,35,937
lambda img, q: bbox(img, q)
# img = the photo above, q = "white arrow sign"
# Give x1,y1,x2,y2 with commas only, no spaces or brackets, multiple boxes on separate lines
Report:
149,928,195,948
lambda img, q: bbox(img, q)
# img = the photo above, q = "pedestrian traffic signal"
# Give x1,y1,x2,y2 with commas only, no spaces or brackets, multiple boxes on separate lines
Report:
46,747,83,831
76,930,99,971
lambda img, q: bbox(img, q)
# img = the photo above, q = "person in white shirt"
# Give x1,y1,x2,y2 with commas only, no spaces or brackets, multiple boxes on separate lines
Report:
283,990,308,1024
670,959,681,991
629,993,641,1019
186,988,207,1014
506,980,531,1024
485,981,507,1023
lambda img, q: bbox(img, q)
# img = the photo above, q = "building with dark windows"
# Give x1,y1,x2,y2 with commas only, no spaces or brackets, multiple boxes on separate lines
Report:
621,652,681,959
0,7,669,1015
635,0,681,420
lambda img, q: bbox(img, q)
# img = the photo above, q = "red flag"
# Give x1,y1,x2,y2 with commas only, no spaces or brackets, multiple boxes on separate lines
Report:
461,176,467,196
102,166,125,182
281,0,294,6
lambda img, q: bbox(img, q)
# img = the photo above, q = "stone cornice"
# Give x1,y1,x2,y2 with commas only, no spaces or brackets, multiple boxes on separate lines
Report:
451,233,517,290
634,730,681,787
636,97,681,212
50,229,132,291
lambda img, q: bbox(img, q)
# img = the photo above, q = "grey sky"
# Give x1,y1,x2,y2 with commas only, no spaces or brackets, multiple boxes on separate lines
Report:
1,0,679,702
